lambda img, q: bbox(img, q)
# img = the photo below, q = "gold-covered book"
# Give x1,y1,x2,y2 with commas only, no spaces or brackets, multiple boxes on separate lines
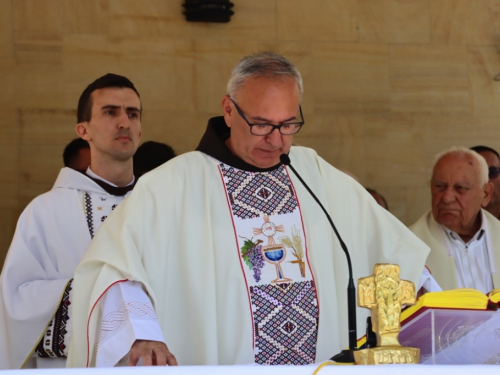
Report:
401,288,500,323
358,288,500,364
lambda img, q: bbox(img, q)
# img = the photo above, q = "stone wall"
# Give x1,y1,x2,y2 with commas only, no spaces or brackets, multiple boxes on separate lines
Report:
2,0,500,266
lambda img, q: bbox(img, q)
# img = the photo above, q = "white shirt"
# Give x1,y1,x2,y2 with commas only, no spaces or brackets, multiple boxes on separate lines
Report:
439,211,494,293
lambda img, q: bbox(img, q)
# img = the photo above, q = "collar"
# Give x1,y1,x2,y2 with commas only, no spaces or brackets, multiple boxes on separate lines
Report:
441,210,487,244
195,116,283,172
80,168,136,196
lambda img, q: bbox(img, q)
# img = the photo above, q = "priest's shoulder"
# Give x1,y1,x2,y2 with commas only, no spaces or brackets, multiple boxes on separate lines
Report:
290,146,360,185
408,209,433,234
482,208,500,229
134,151,214,185
15,173,86,222
289,145,319,160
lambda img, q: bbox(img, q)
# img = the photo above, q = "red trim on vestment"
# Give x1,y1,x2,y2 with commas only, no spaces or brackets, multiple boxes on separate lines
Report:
86,279,129,367
216,165,256,348
283,165,321,321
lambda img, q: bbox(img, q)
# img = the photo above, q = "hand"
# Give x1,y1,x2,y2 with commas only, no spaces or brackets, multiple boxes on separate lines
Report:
128,339,178,366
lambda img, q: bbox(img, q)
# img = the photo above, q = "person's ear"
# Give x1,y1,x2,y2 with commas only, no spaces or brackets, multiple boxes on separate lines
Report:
482,182,494,208
76,122,90,141
222,95,233,128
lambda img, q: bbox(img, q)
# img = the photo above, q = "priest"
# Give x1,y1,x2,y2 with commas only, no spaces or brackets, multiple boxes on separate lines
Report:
67,52,430,367
0,73,142,369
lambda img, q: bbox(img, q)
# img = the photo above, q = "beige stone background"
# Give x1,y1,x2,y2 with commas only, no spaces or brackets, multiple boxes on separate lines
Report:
2,0,500,268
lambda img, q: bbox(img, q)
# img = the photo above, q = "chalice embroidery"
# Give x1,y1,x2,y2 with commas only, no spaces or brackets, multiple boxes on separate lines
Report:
254,215,291,284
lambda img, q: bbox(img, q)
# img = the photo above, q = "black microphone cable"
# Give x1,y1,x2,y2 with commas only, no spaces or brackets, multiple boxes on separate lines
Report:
280,153,357,363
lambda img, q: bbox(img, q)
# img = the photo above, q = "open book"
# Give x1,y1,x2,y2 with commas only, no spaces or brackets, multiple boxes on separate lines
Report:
357,288,500,348
400,288,500,323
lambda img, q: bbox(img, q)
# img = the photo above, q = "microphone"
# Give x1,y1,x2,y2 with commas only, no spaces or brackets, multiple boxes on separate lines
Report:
280,153,357,363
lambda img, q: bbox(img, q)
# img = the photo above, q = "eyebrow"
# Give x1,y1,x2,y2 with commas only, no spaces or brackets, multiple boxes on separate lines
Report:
101,104,141,113
432,179,473,187
249,115,298,123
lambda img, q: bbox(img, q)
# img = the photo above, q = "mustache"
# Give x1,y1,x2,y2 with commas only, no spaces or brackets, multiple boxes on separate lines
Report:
115,131,131,138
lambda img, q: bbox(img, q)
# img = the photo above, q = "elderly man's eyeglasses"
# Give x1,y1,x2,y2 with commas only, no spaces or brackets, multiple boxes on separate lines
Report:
230,98,304,136
489,166,500,179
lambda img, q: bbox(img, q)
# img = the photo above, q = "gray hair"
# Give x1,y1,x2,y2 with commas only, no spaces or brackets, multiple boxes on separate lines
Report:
432,146,489,185
227,52,303,100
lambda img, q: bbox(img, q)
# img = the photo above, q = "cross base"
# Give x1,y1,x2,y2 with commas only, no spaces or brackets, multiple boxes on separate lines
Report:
353,346,419,365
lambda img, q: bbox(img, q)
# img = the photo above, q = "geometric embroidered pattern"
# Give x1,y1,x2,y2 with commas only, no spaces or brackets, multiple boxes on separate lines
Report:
84,192,95,239
256,186,273,201
85,192,121,239
98,302,158,342
250,281,318,364
35,279,73,358
220,163,298,219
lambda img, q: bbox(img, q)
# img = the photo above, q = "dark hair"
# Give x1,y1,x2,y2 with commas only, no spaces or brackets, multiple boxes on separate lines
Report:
470,145,500,160
366,187,389,211
133,141,176,177
63,138,90,167
77,73,140,123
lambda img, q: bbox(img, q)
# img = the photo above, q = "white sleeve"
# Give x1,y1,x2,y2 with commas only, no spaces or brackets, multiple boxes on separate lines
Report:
96,280,166,367
417,267,443,293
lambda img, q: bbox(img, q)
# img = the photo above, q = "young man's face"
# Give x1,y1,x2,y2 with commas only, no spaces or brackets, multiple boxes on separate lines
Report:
78,87,142,163
222,76,300,169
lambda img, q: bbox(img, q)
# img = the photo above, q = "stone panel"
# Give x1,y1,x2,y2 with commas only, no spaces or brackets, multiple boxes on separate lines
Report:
19,108,76,202
390,45,470,115
141,110,211,155
312,43,390,115
296,114,366,182
466,0,500,46
277,0,357,43
406,186,431,226
468,46,500,117
15,42,65,108
364,115,426,189
63,0,110,35
13,0,65,41
358,0,430,44
0,208,19,270
0,0,13,58
430,0,470,45
108,0,276,40
63,35,176,112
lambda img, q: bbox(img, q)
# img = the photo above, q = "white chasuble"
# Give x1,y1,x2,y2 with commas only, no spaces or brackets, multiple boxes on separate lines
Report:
34,191,123,360
67,145,430,368
0,167,132,369
219,162,319,364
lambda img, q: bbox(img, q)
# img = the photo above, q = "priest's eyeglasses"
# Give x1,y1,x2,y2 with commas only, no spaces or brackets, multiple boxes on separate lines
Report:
230,98,304,136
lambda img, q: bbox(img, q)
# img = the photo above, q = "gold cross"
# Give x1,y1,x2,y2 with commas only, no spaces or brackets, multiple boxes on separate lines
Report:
358,264,415,347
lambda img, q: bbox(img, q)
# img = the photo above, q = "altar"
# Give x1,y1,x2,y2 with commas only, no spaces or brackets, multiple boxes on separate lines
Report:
1,364,498,375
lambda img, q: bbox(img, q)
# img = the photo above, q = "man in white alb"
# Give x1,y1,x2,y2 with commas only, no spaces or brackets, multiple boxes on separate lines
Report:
410,146,500,293
67,52,430,367
0,73,142,369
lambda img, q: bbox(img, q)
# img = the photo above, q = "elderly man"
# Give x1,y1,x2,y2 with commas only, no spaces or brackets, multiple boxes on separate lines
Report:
0,74,142,369
470,145,500,219
410,146,500,293
67,52,429,367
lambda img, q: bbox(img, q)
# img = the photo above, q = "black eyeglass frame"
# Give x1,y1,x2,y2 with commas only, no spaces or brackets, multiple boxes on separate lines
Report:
488,166,500,179
230,98,305,136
